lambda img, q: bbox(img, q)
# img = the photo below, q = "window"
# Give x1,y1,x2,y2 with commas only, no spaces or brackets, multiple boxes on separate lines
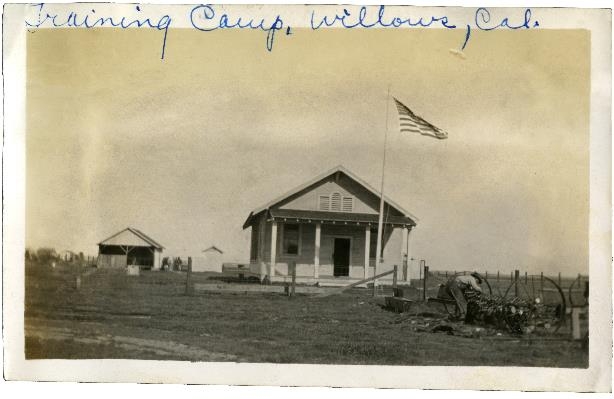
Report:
369,228,378,259
369,227,387,259
282,224,300,255
250,227,259,261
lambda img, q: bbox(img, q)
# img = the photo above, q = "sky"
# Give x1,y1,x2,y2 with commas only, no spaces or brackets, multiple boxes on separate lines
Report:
26,26,590,276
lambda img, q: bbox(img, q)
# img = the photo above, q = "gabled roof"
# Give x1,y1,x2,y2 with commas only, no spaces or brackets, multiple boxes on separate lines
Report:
98,227,164,250
243,165,418,228
203,245,224,254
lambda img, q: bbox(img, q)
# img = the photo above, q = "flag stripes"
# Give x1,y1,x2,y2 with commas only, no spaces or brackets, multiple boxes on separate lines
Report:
393,97,448,140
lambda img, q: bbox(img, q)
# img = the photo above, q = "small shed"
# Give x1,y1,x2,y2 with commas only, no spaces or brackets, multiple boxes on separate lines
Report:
97,227,164,270
192,245,224,273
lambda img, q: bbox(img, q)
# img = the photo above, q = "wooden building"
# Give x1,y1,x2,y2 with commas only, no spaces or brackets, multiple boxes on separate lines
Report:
97,227,164,270
192,246,224,273
243,165,417,284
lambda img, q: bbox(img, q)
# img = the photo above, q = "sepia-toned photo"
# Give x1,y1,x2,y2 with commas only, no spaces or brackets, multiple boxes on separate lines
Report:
3,2,611,393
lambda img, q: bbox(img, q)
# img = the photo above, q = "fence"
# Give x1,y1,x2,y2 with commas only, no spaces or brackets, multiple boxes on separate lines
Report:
418,267,588,306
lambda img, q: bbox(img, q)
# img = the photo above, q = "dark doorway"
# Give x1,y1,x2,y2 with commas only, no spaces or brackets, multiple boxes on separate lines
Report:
333,238,351,277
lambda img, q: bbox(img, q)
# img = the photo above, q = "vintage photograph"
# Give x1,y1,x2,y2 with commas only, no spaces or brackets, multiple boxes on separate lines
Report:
3,2,611,392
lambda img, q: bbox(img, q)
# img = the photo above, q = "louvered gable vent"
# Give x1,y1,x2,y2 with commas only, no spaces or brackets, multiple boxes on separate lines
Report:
318,195,330,211
330,192,342,211
342,196,353,212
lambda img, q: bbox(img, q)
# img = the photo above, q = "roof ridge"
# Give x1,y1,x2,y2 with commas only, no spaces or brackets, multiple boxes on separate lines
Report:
128,227,164,249
98,227,164,249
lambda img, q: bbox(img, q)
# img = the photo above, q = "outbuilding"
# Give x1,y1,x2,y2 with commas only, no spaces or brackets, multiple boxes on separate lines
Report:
243,165,417,284
97,227,164,270
192,245,224,273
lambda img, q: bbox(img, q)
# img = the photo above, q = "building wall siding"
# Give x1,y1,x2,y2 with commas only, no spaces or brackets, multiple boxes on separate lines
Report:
279,178,378,214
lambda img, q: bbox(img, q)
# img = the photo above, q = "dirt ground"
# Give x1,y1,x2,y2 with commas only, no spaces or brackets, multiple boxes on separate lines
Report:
24,262,588,367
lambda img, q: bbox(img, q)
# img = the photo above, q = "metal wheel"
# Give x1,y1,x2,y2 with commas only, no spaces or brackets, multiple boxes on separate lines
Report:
506,276,566,334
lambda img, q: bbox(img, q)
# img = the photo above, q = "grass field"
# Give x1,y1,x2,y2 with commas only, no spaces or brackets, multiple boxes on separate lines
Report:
25,262,588,367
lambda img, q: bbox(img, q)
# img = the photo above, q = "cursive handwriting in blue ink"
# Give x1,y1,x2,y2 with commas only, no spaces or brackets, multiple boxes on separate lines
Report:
25,3,172,59
460,8,539,51
475,8,539,31
310,5,456,30
190,4,288,52
23,4,543,60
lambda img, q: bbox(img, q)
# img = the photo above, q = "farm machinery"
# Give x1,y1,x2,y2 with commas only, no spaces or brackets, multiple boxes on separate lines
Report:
428,272,567,335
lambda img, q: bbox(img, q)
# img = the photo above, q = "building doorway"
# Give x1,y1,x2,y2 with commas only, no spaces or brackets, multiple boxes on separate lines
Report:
333,238,351,277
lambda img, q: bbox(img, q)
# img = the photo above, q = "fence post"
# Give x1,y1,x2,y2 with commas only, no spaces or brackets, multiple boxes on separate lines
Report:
402,256,408,281
514,269,520,297
525,271,528,284
392,265,398,290
290,261,296,297
185,257,193,295
540,272,544,297
445,271,448,278
497,271,500,284
571,307,582,340
558,272,562,287
423,265,429,301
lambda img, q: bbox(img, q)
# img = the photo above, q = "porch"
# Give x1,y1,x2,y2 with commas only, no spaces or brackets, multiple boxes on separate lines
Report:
248,209,413,283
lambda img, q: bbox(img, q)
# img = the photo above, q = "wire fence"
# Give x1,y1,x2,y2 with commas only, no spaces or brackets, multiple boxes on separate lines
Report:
415,267,588,307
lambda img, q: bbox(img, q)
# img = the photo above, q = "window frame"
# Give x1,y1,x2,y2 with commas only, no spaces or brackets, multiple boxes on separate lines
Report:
280,223,302,257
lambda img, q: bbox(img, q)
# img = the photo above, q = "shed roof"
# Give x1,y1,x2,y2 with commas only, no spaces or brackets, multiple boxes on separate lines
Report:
98,227,164,250
243,165,418,228
203,245,224,254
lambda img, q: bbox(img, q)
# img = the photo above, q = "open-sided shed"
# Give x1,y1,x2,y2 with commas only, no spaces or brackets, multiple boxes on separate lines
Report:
97,227,164,270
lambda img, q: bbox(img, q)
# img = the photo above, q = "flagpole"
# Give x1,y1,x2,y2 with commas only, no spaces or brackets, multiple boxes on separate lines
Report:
373,86,390,296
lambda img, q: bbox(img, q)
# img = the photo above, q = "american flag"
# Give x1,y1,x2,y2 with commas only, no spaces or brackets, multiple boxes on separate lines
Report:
393,97,448,140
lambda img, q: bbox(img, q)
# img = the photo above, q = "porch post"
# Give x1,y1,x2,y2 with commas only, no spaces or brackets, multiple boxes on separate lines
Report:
314,223,321,279
258,215,267,281
401,226,409,281
364,226,370,279
270,221,278,280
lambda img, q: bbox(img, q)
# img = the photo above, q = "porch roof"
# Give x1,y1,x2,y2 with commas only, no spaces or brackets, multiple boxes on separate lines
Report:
268,209,416,227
